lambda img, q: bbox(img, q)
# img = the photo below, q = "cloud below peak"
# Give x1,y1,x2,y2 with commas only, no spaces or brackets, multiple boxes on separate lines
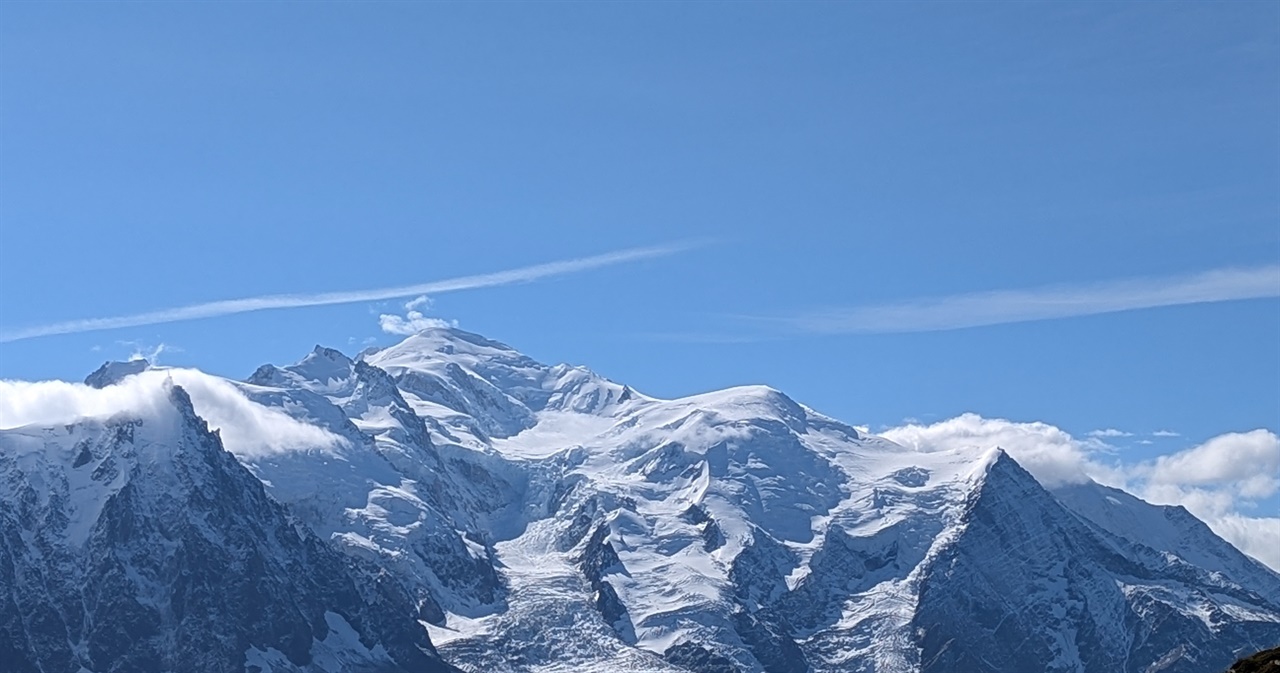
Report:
0,370,346,458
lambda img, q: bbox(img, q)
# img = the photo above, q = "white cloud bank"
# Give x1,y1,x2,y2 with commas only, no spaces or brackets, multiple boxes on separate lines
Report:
881,415,1280,570
882,413,1111,487
778,265,1280,334
1143,429,1279,498
0,242,698,343
0,370,345,458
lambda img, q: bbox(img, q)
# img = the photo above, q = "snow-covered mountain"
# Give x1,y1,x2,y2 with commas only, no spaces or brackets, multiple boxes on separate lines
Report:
0,383,455,673
3,326,1277,672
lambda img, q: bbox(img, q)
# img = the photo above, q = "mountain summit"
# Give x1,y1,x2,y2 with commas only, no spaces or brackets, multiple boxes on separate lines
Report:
3,327,1277,673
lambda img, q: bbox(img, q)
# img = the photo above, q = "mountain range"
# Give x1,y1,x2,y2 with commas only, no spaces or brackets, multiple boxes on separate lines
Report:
3,327,1278,672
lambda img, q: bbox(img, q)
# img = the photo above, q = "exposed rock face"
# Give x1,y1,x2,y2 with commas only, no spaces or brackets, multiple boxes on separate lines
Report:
1227,647,1280,673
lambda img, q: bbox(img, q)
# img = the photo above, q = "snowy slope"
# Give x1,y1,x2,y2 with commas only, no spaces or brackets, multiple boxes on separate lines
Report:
1053,482,1280,605
243,346,514,623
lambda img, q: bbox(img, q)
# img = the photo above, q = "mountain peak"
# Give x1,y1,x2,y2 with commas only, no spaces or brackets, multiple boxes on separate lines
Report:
378,326,522,361
971,446,1032,491
311,344,351,360
84,358,151,388
285,345,356,384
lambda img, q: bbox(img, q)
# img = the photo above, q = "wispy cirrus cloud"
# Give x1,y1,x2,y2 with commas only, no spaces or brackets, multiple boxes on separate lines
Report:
769,265,1280,335
0,242,699,343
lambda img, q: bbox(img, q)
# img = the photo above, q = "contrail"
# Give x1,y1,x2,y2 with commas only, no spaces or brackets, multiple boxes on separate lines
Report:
0,242,697,342
773,265,1280,334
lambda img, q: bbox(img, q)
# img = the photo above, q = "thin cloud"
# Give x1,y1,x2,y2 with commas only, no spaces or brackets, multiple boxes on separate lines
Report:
117,340,179,364
771,265,1280,335
633,330,772,345
0,242,698,343
404,295,432,311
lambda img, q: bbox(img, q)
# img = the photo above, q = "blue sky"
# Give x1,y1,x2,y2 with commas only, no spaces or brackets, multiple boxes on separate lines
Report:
1,2,1276,457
